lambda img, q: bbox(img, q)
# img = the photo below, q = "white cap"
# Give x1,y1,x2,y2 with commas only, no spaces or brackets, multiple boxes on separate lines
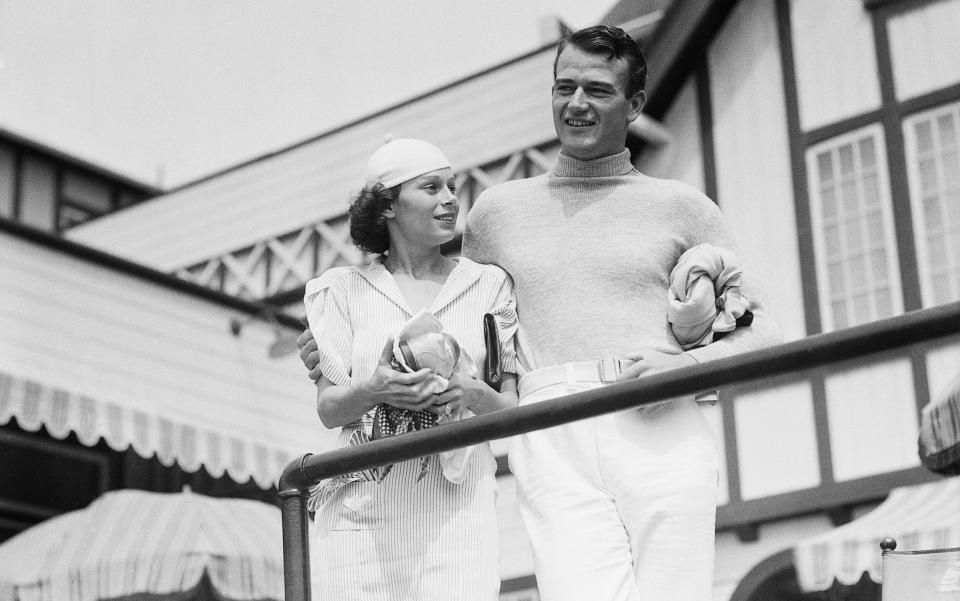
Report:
362,137,451,188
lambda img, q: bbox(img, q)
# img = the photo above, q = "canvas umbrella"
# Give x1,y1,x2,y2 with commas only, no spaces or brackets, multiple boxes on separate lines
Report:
0,488,284,601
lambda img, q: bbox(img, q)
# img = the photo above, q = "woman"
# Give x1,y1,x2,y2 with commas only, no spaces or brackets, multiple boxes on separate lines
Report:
304,137,518,601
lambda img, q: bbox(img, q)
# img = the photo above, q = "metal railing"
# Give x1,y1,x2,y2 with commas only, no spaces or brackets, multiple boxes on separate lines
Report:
278,301,960,601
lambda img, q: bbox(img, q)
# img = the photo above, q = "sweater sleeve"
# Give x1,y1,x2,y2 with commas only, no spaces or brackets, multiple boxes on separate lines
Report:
679,192,783,364
486,266,519,375
463,192,494,265
303,268,353,386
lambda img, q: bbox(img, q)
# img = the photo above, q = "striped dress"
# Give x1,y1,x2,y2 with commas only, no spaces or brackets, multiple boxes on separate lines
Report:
304,257,518,601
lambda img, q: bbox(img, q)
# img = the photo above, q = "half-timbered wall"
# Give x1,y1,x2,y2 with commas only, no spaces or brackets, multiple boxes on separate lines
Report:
630,9,958,597
888,0,960,101
635,78,705,190
709,0,805,343
791,0,881,131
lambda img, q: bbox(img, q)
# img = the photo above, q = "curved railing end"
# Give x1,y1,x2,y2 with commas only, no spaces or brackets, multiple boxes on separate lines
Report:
278,453,313,497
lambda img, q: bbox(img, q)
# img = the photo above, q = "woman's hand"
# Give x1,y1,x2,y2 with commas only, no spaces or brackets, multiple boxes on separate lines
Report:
315,338,440,428
359,339,440,412
431,372,518,416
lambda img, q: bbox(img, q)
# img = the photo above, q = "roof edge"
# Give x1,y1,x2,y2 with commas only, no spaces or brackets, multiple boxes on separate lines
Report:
0,217,302,330
643,0,740,118
0,126,160,195
162,41,563,195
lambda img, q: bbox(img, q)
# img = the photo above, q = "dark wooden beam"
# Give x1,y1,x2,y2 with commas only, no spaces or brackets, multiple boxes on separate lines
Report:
642,0,740,119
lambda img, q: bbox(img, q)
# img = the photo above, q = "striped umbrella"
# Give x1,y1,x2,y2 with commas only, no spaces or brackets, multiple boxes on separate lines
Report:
0,488,283,601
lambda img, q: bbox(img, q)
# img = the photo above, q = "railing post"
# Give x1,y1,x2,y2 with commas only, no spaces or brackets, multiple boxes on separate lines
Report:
279,453,313,601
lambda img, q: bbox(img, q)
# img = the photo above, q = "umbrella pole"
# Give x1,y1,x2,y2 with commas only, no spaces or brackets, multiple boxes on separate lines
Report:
279,454,312,601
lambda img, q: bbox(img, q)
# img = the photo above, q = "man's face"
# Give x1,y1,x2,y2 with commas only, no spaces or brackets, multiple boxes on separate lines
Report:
552,45,645,161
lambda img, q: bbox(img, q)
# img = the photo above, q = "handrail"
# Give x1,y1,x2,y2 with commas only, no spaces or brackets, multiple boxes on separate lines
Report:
278,301,960,601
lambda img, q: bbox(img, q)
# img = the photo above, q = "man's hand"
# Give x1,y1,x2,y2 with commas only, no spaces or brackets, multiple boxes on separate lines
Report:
617,348,697,381
296,328,323,383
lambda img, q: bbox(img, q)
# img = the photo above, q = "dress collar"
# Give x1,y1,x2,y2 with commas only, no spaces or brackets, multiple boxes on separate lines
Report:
552,149,635,178
357,257,485,316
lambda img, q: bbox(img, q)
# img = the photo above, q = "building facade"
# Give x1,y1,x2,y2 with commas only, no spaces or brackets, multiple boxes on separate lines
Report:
24,0,960,599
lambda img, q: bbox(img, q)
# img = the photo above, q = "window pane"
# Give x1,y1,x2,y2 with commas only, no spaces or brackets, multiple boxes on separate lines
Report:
818,152,834,182
942,150,959,188
859,138,876,169
0,145,14,218
118,189,146,208
938,114,956,146
906,102,960,307
58,204,95,230
866,210,884,240
20,157,56,231
842,180,858,213
808,127,900,331
825,224,841,256
924,196,943,229
915,120,933,153
844,218,863,249
829,262,846,295
947,190,960,224
849,254,866,288
832,301,848,329
927,234,946,266
931,275,950,304
862,173,879,205
852,293,871,323
875,287,892,318
871,249,888,281
62,171,112,213
821,187,837,218
919,158,938,192
839,145,855,175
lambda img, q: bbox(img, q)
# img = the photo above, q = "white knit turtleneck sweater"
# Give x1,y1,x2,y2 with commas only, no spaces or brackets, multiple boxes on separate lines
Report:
462,149,780,375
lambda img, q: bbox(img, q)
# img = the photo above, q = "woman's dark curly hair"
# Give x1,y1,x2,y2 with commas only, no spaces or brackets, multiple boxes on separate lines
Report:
348,182,400,254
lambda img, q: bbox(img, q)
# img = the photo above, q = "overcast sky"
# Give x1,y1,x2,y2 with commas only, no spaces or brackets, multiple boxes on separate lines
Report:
0,1,613,189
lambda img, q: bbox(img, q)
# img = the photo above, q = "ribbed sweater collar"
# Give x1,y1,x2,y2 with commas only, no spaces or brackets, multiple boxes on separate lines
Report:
552,149,635,178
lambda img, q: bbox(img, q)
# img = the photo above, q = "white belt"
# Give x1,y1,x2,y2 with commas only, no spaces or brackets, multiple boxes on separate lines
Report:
519,358,624,398
518,358,718,404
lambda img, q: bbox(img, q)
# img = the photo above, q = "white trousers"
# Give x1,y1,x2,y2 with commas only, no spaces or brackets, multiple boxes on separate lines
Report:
509,379,720,601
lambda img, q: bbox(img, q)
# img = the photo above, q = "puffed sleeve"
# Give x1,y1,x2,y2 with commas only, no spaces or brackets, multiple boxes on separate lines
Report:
487,267,519,375
303,268,353,386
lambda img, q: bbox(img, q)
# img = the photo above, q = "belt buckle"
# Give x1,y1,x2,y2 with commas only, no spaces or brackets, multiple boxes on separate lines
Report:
598,358,621,383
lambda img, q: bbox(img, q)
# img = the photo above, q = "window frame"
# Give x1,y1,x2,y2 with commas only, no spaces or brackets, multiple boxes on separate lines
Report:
805,123,905,332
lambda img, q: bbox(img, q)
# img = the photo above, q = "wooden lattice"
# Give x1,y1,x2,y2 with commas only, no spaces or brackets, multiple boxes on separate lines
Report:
176,143,560,302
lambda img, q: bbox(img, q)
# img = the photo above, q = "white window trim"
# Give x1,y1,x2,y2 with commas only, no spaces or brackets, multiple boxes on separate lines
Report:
902,100,960,308
805,123,905,332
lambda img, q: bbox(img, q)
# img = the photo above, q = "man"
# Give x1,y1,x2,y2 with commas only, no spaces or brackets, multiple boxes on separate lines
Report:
301,25,779,601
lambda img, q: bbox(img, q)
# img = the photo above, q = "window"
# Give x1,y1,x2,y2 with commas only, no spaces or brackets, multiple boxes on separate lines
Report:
806,125,904,331
19,156,57,231
0,144,15,218
903,101,960,306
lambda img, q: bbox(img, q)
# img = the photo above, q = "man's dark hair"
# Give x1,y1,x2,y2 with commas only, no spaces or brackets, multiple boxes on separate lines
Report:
554,25,647,97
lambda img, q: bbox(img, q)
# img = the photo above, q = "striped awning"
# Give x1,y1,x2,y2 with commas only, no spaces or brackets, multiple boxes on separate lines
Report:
0,488,283,601
794,476,960,592
0,369,301,490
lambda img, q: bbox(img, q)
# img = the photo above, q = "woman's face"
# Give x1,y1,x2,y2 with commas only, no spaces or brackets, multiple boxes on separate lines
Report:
385,167,458,249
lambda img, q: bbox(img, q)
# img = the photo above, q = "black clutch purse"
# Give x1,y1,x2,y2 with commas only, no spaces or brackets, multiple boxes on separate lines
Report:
482,313,503,392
